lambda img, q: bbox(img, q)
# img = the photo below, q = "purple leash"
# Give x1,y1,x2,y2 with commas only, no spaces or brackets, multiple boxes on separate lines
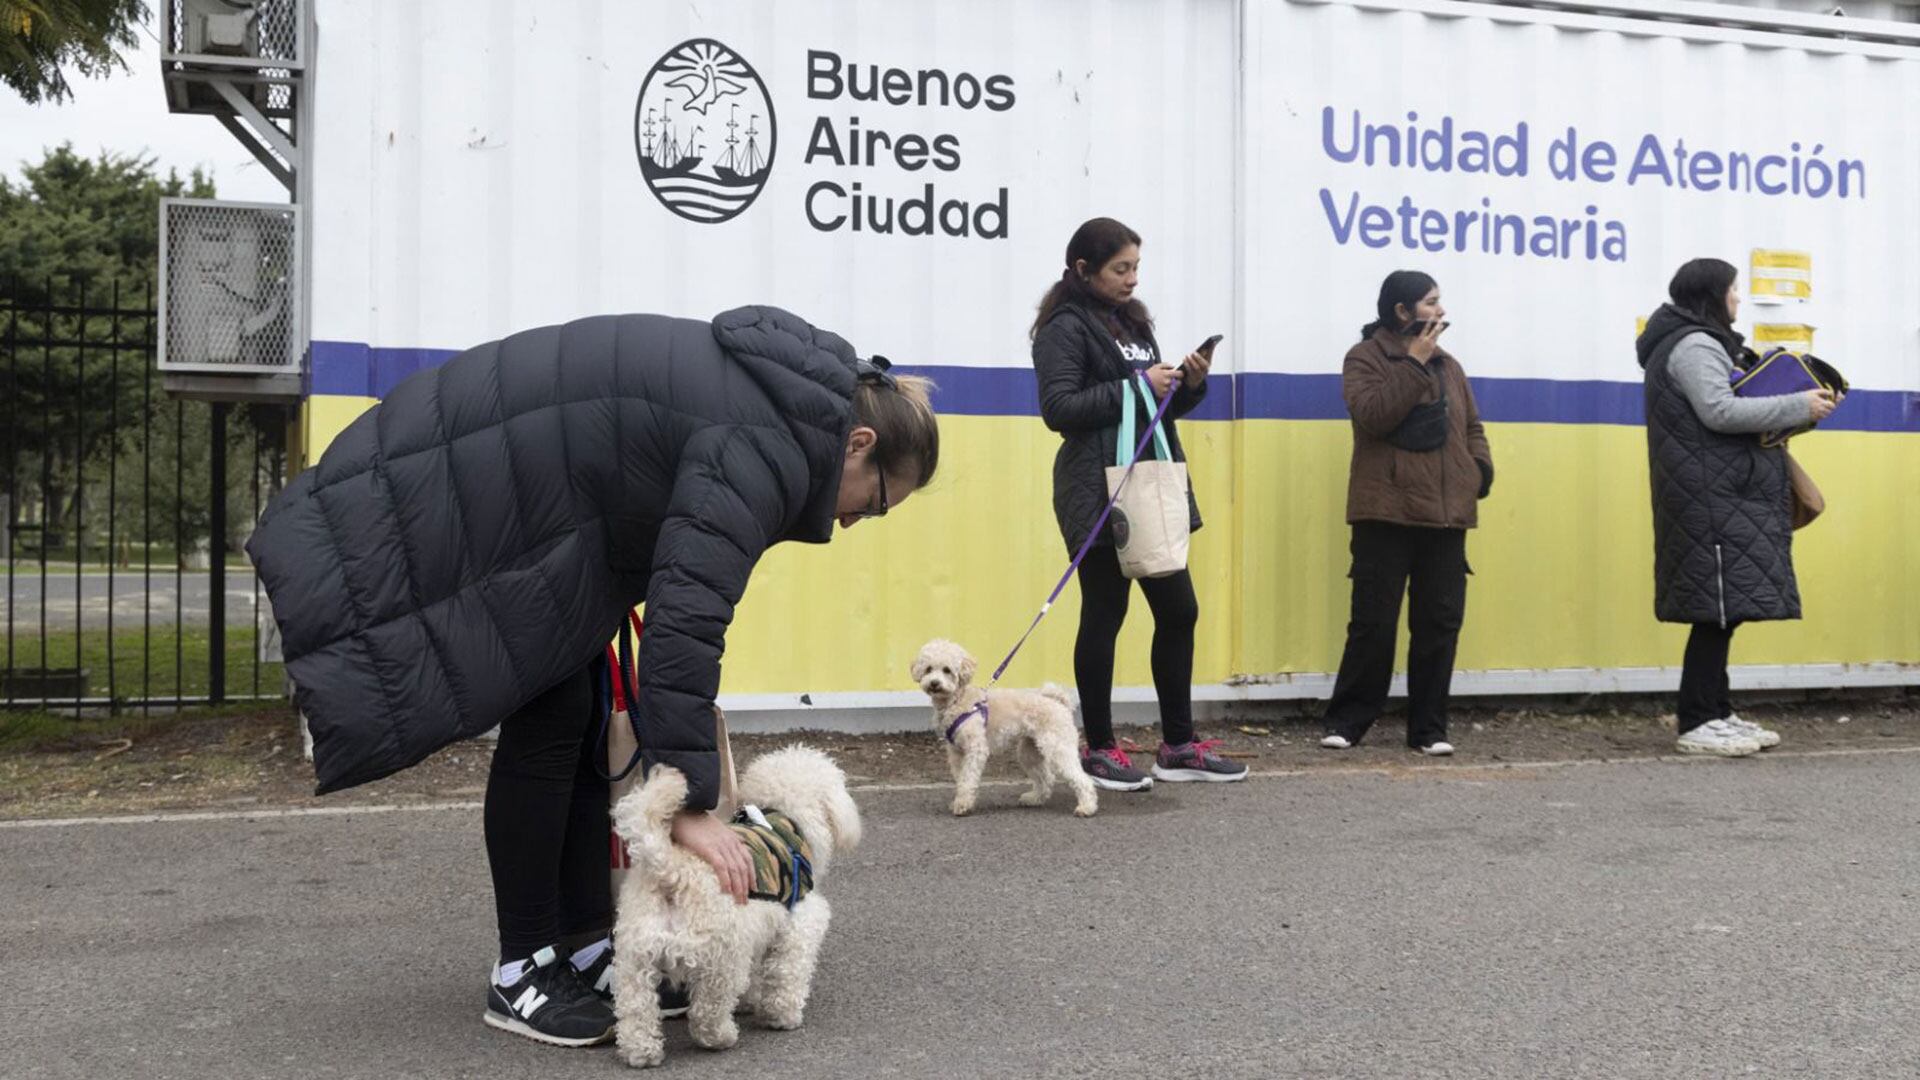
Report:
988,376,1181,686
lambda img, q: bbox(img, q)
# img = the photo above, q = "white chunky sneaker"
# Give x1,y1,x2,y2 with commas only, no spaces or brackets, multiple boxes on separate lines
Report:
1721,713,1782,750
1675,719,1762,758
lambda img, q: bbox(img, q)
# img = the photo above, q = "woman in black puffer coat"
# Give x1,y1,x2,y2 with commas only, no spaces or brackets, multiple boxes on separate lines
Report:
1029,217,1244,792
1637,259,1835,759
249,305,939,1047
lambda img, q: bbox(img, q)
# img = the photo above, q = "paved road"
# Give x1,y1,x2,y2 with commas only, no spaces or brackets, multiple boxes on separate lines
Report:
0,571,266,632
5,749,1918,1078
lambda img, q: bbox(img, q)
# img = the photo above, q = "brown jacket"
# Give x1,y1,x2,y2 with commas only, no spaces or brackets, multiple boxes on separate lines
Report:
1342,329,1493,529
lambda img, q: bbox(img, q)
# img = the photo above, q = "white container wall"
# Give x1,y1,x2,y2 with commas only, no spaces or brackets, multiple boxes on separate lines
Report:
298,0,1920,724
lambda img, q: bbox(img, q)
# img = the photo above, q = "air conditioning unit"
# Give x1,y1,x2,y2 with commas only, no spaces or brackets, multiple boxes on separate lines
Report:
159,198,302,376
181,0,262,58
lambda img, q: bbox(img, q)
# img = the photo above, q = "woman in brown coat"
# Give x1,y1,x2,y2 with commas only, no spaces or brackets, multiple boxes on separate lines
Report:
1320,271,1493,755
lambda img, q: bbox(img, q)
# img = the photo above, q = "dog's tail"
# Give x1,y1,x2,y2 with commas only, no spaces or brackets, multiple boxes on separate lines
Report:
610,764,689,875
1039,683,1077,713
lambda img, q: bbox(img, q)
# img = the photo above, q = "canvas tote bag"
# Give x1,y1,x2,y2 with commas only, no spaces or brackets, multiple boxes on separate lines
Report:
1104,376,1190,579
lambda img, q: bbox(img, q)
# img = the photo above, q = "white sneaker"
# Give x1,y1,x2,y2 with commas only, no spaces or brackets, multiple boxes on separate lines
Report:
1676,719,1762,758
1320,734,1352,750
1721,713,1781,750
1419,742,1455,757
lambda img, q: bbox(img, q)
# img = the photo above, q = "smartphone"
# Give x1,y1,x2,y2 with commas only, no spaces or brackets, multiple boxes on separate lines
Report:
1170,334,1224,371
1404,320,1451,336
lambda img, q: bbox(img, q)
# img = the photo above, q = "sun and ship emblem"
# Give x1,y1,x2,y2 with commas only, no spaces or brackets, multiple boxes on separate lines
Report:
635,39,777,224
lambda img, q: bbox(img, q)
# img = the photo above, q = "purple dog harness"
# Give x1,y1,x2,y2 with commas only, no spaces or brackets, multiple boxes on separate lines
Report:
944,699,989,744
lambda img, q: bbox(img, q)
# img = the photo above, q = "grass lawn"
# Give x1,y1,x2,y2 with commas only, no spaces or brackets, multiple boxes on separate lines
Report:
1,625,285,704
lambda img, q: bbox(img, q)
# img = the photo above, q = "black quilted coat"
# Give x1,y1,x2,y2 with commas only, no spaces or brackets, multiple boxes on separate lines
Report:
1637,305,1801,627
248,306,861,809
1032,301,1205,553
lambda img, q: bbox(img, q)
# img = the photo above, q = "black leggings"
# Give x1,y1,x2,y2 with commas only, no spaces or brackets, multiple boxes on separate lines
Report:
484,661,612,960
1074,543,1198,751
1678,622,1738,734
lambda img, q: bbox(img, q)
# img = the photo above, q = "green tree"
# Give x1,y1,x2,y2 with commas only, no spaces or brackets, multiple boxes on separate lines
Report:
0,143,216,557
0,142,212,293
0,0,149,104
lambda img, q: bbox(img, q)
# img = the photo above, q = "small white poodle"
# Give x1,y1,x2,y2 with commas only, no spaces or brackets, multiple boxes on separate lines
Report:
608,746,862,1068
910,639,1097,818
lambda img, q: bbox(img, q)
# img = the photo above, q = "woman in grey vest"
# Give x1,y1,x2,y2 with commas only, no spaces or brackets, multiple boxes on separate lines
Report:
1635,259,1836,757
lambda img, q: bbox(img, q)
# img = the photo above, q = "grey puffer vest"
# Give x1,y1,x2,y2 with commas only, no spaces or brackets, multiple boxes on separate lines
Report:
1637,306,1801,626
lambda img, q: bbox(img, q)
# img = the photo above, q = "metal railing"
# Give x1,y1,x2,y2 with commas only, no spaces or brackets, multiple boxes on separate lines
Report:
1,278,292,713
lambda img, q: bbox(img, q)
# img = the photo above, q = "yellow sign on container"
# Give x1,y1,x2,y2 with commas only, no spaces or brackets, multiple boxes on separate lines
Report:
1754,323,1815,355
1751,249,1812,302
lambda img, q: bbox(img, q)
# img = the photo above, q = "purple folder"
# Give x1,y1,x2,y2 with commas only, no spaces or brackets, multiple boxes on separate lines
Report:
1728,349,1847,446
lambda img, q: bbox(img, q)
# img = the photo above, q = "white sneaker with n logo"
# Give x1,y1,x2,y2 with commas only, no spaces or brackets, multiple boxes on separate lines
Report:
483,945,615,1048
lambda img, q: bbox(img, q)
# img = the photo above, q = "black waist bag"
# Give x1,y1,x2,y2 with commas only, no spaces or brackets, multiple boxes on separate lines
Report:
1387,385,1449,452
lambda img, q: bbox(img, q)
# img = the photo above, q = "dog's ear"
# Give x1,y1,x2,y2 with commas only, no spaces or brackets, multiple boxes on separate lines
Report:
909,653,926,681
959,651,977,685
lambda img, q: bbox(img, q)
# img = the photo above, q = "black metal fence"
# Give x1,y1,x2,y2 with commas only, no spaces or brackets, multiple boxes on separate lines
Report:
1,277,292,713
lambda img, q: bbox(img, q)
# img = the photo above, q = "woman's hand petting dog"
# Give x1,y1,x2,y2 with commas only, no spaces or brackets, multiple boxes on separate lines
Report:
671,810,752,905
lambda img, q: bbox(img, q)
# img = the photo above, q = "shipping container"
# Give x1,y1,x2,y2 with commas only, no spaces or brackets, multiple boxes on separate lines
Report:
296,0,1920,730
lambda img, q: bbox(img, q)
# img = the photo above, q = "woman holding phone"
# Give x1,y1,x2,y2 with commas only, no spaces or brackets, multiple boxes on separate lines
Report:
1030,216,1247,790
1636,257,1835,757
1321,270,1493,756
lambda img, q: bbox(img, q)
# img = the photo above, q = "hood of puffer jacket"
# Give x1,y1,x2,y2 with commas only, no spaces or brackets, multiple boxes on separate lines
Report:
1637,303,1744,370
709,305,864,544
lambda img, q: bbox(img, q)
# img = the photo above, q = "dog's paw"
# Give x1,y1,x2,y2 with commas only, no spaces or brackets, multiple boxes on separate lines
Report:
690,1019,740,1051
760,1010,804,1031
950,799,974,817
1018,789,1047,807
617,1038,667,1069
1073,801,1098,818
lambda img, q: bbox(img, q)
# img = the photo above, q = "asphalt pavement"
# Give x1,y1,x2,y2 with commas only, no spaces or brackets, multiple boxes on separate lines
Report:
5,747,1918,1078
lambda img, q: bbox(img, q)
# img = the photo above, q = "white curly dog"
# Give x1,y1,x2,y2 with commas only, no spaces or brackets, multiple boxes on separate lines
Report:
608,746,861,1068
911,638,1097,818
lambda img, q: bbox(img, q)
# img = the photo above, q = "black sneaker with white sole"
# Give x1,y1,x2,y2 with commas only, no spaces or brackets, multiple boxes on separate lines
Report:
485,945,615,1047
573,946,690,1019
1081,746,1154,792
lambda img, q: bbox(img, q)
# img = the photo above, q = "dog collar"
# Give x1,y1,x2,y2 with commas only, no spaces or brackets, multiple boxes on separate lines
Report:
944,700,988,744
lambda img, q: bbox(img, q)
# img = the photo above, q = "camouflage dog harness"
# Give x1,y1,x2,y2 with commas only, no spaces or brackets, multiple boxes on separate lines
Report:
726,805,815,909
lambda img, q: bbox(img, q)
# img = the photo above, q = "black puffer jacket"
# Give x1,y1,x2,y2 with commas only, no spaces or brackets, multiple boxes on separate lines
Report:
248,306,860,808
1637,304,1800,626
1031,302,1205,553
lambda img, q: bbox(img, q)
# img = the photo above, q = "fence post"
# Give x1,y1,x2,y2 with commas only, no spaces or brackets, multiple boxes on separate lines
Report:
209,401,228,706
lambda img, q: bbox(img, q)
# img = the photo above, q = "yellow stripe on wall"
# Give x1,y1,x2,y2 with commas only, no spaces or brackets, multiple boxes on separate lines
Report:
288,400,1919,695
726,416,1920,694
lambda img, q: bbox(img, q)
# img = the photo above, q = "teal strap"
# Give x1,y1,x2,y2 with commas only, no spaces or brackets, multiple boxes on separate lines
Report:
1114,376,1174,466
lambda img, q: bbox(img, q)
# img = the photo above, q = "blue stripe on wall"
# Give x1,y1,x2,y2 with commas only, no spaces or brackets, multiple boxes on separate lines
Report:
309,340,1920,433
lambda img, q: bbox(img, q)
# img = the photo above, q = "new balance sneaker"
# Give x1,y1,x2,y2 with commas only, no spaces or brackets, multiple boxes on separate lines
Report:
573,944,690,1018
1319,734,1353,750
1152,739,1250,783
1721,713,1782,750
1081,746,1154,792
1675,719,1762,758
485,945,615,1047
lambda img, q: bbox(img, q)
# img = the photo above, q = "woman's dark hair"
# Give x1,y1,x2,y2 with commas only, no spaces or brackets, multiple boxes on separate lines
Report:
1668,258,1739,334
1029,217,1155,341
1360,270,1438,340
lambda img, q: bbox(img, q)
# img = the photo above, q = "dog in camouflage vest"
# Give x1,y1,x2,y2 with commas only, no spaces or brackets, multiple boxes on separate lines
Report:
608,746,862,1068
